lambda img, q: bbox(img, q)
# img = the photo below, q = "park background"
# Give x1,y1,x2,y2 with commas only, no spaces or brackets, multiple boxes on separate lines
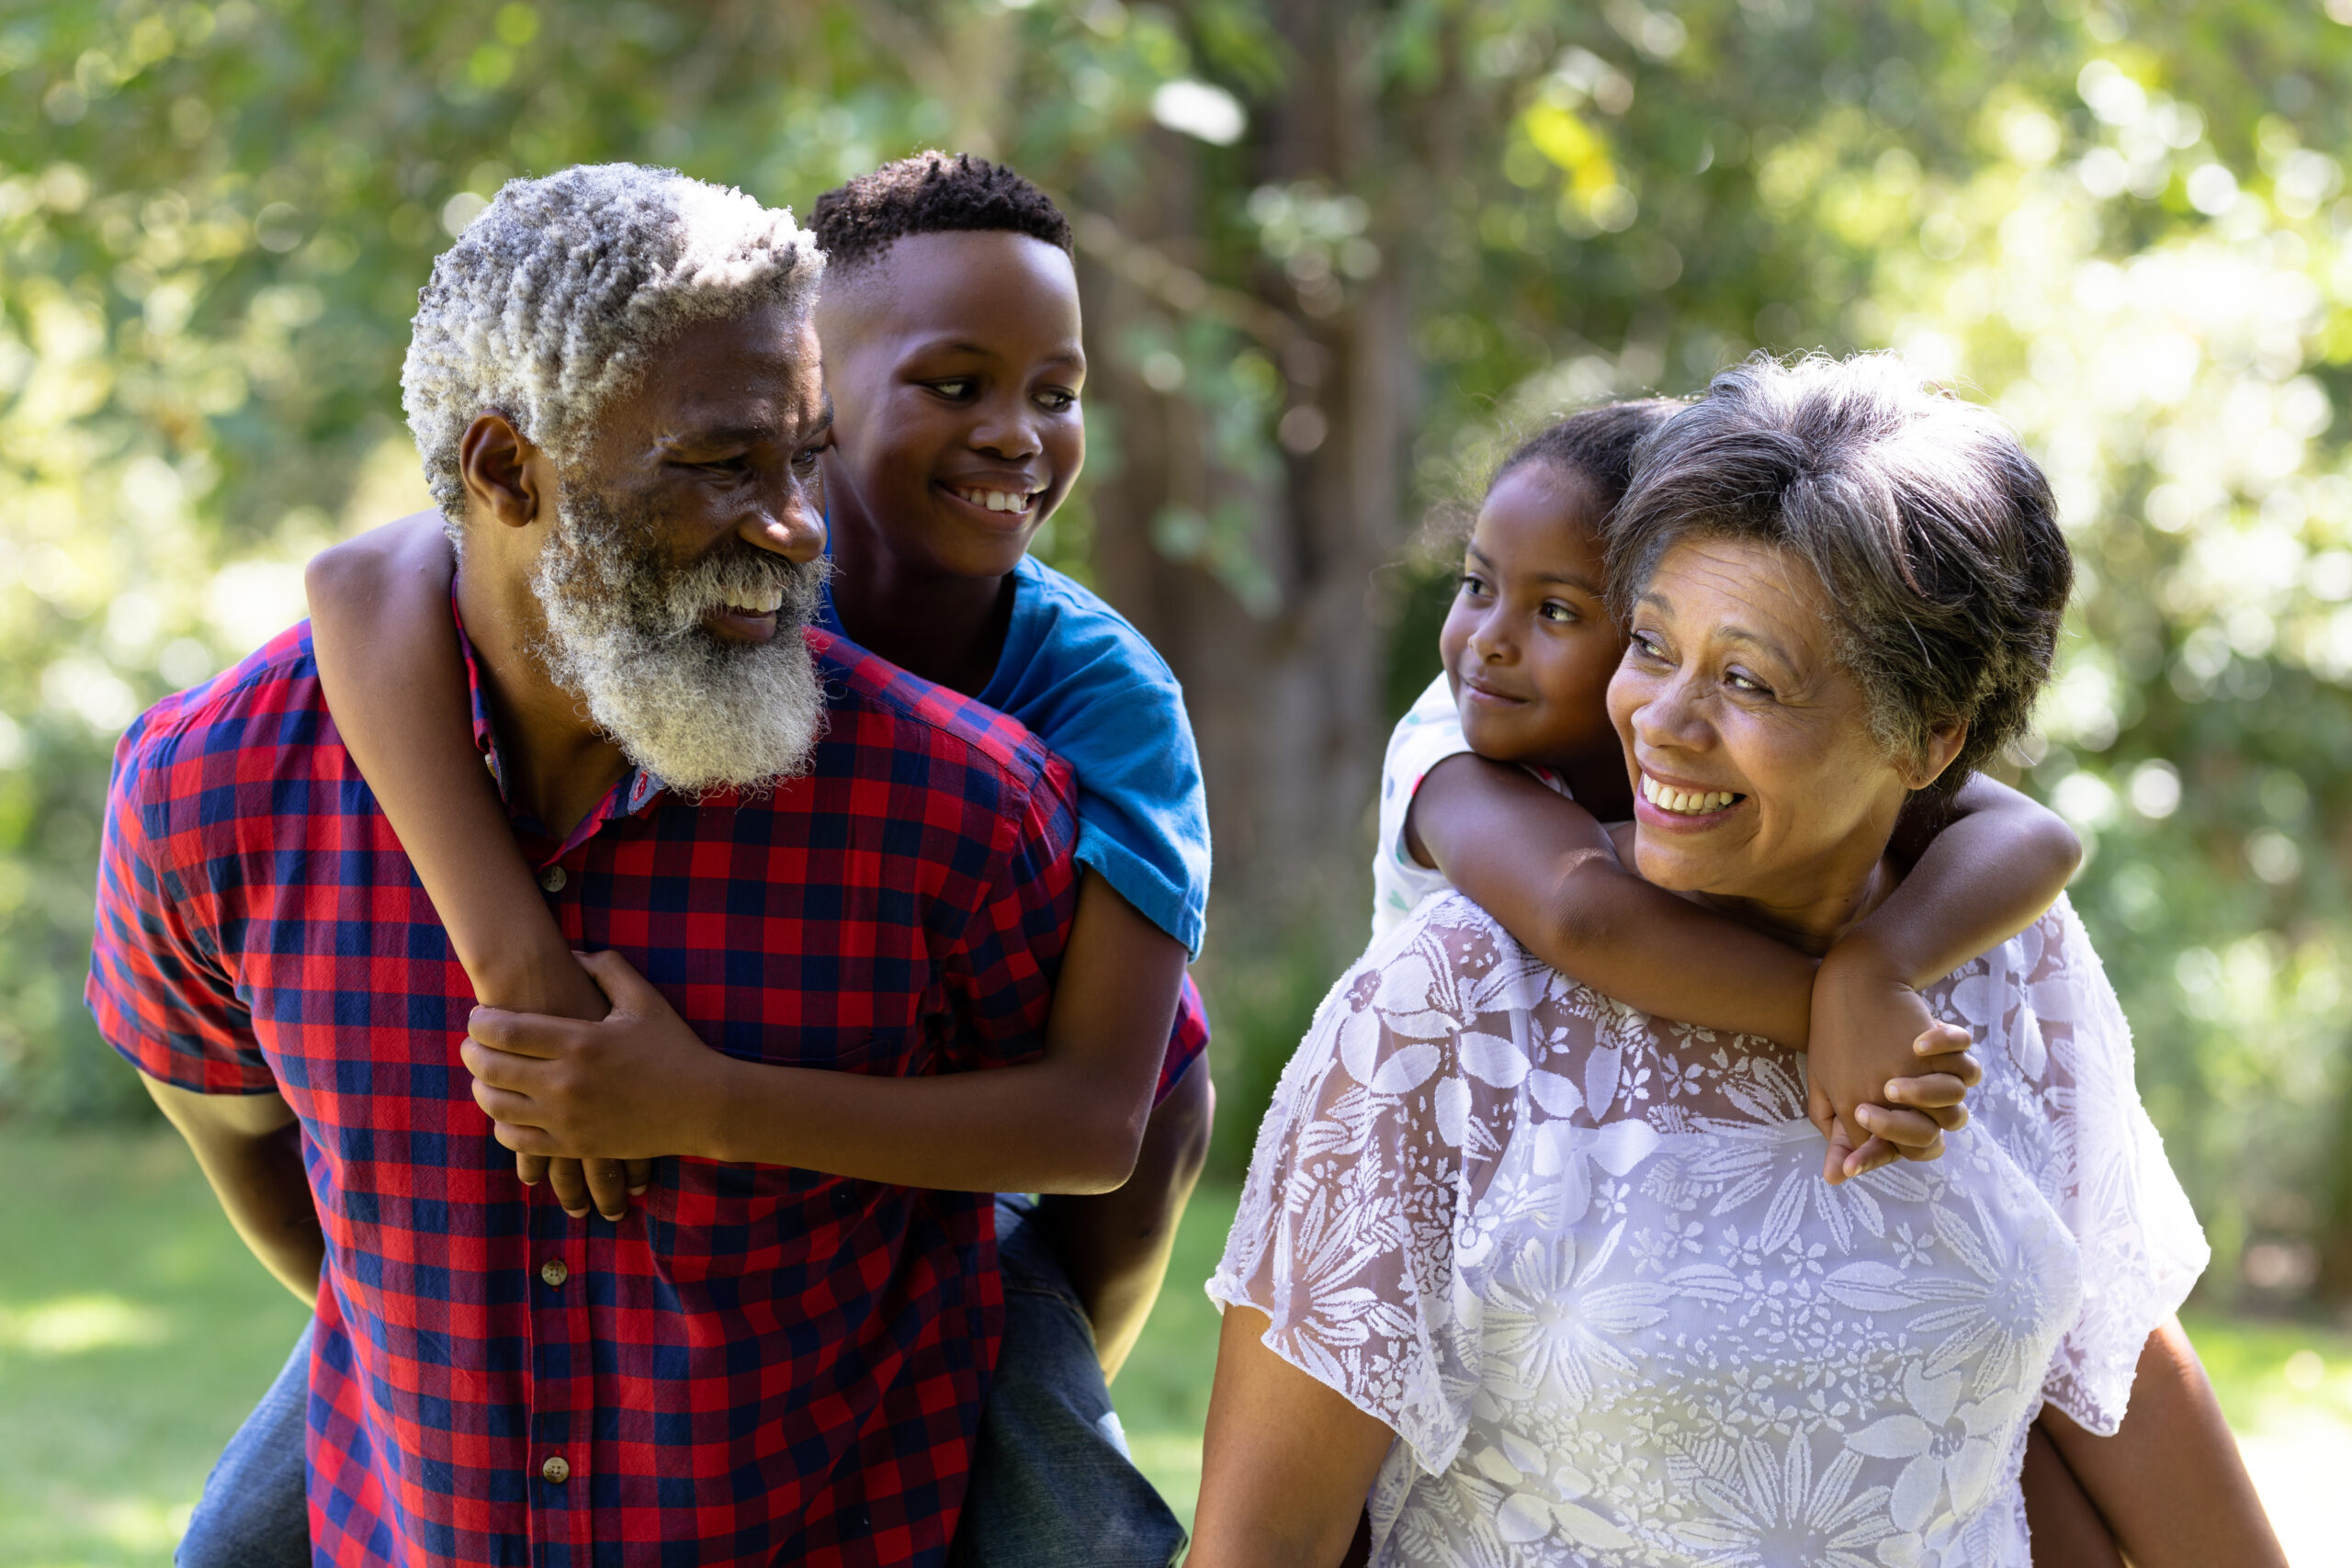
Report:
2,0,2351,1560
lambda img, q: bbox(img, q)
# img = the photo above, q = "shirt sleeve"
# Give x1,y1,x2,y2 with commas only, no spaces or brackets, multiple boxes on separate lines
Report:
1059,671,1210,960
1371,673,1473,940
1207,908,1495,1480
2009,902,2209,1434
85,720,276,1095
936,747,1082,1071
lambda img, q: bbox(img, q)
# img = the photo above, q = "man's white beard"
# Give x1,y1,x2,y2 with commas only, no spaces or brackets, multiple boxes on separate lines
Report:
528,481,830,795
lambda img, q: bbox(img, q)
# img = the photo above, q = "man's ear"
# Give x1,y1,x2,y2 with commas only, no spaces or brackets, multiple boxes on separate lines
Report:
1908,717,1968,791
458,412,548,530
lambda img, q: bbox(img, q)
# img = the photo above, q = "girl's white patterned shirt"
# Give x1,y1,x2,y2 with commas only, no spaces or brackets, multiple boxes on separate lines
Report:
1374,673,1568,941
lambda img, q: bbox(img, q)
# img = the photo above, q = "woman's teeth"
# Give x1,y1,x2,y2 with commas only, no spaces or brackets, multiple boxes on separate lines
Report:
956,487,1035,513
1641,774,1740,816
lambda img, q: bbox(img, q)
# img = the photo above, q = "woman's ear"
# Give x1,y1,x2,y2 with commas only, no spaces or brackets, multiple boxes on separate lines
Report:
458,412,548,530
1907,718,1968,791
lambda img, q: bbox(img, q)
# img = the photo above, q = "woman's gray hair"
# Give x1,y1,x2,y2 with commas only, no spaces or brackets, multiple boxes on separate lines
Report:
401,164,823,525
1607,352,2073,794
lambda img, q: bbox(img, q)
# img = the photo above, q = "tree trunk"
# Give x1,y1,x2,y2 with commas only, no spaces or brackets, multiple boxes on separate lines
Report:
1075,2,1416,1145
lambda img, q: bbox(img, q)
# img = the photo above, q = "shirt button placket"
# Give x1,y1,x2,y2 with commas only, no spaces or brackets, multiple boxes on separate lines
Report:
527,1195,594,1558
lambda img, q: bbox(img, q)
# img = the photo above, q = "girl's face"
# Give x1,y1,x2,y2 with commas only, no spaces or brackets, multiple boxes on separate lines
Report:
1438,463,1629,773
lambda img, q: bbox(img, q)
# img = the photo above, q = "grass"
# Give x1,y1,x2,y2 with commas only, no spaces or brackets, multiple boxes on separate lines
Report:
0,1130,2344,1563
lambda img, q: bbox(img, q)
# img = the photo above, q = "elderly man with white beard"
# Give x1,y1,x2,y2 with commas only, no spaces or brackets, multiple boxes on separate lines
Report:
89,166,1092,1568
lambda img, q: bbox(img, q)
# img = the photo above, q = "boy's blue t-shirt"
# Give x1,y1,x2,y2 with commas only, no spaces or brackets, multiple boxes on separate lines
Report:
819,555,1211,957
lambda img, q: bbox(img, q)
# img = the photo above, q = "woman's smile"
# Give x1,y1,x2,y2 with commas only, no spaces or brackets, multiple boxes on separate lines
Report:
1634,769,1747,824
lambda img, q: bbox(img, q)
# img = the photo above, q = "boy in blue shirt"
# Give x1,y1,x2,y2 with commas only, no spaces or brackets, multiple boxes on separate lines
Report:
177,153,1208,1568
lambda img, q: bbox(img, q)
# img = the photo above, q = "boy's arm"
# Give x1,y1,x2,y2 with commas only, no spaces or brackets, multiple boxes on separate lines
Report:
462,872,1183,1192
307,514,629,1219
2038,1320,2288,1568
305,514,605,1021
1411,754,1820,1046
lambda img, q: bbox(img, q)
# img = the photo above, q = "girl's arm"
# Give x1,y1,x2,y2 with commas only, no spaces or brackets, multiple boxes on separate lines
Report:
1410,755,1972,1176
1188,1305,1394,1568
1829,773,2082,987
1808,774,2081,1174
462,872,1182,1193
2039,1320,2288,1568
307,513,628,1219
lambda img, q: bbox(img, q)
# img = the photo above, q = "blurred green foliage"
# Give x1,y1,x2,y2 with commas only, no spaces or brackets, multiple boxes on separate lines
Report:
6,0,2352,1305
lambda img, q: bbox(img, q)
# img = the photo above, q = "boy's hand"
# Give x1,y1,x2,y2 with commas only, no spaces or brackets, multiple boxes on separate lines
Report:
526,1156,655,1223
462,951,731,1199
1808,945,1981,1185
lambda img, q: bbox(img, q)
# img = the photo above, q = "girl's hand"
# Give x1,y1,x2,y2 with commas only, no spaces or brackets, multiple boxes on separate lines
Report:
1807,946,1980,1183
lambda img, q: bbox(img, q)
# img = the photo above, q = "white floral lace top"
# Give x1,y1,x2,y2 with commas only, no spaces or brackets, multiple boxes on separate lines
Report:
1210,892,2206,1568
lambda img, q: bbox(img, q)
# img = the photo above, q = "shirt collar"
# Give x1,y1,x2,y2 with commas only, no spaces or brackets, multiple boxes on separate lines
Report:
449,586,671,858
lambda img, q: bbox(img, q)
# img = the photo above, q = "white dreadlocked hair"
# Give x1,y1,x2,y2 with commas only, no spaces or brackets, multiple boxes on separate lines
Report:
401,163,823,526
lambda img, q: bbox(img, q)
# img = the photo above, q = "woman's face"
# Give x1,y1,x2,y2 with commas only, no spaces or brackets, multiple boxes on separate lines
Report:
1606,536,1957,942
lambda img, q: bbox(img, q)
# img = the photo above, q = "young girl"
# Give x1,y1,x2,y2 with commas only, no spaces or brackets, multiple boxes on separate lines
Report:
1314,398,2227,1565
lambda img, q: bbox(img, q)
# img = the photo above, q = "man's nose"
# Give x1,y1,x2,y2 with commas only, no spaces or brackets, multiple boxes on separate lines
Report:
740,469,826,562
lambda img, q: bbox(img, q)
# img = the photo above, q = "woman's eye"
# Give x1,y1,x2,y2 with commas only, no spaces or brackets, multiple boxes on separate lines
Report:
1727,670,1772,695
1630,632,1667,660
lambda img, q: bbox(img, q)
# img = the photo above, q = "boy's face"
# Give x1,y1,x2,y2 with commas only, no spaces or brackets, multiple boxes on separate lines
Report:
1439,462,1629,773
815,230,1085,580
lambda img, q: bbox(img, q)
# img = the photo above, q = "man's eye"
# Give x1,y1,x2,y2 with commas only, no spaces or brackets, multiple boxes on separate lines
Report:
791,446,825,472
696,456,749,475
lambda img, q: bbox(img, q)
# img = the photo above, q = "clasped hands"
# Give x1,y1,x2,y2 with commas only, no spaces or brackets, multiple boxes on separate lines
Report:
1806,941,1981,1186
461,949,733,1221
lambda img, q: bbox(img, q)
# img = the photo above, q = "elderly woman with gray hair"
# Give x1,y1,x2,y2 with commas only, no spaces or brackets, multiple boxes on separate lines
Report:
1191,355,2283,1568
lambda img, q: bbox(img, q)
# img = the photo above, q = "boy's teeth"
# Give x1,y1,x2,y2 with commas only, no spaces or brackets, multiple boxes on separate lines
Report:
960,487,1031,513
1641,775,1738,815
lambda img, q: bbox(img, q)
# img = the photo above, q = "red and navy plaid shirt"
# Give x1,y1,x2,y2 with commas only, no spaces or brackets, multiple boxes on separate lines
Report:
88,619,1168,1567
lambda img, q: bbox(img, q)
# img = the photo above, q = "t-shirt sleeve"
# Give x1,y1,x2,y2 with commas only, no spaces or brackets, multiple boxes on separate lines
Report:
85,721,276,1095
2000,902,2209,1434
1061,671,1210,959
1372,673,1473,939
939,748,1082,1068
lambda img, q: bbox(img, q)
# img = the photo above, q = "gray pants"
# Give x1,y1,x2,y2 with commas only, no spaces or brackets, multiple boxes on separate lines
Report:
178,1198,1185,1567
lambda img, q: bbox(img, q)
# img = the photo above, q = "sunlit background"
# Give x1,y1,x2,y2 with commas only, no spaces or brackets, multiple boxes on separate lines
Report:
4,0,2351,1561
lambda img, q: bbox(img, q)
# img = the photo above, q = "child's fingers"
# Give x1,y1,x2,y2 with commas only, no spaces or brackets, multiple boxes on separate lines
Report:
1853,1102,1947,1156
1840,1135,1902,1180
582,1158,632,1223
1883,1071,1971,1109
514,1152,549,1188
544,1157,595,1220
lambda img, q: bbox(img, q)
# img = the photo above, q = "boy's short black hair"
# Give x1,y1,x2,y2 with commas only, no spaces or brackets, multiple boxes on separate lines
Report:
1489,399,1685,525
810,151,1073,276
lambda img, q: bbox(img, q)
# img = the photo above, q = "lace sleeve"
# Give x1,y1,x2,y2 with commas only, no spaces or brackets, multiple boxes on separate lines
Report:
1966,899,2211,1435
1209,901,1555,1477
